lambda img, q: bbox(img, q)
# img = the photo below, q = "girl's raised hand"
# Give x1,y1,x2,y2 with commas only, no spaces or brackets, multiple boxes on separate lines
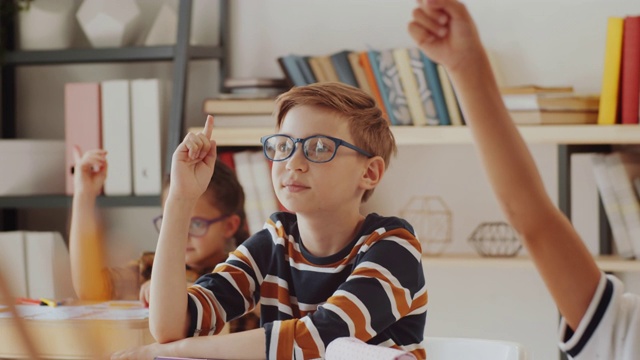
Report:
72,146,108,197
169,115,217,201
408,0,482,73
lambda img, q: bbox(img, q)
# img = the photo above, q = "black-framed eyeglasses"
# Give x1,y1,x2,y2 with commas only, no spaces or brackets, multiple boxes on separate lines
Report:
153,214,229,238
260,134,373,163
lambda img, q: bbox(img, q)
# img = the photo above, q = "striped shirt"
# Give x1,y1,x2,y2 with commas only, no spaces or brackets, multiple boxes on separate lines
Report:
186,212,427,359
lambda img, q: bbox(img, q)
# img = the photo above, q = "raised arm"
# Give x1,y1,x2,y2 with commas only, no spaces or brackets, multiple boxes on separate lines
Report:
69,147,112,300
149,116,217,343
408,0,601,330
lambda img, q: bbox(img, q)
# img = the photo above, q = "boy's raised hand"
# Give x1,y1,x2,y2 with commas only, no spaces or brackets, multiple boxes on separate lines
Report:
408,0,483,73
169,115,217,201
72,146,107,197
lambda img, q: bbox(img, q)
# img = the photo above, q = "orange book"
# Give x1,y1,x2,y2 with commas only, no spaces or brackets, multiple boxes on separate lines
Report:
358,51,389,122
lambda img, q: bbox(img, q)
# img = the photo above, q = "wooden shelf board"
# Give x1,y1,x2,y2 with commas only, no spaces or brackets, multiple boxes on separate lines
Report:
193,125,640,147
423,254,640,272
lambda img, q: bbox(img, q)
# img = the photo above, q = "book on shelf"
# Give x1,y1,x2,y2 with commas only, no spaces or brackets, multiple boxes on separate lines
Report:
598,17,624,125
605,151,640,259
130,79,163,196
0,232,27,300
64,82,102,195
232,151,264,234
277,55,308,87
101,79,133,196
408,48,439,126
368,50,399,125
509,110,598,125
591,153,635,259
420,51,450,125
203,97,276,115
360,51,389,121
621,16,640,124
317,55,340,82
501,87,576,111
393,47,428,126
379,49,412,126
437,64,464,126
347,51,373,96
330,50,359,88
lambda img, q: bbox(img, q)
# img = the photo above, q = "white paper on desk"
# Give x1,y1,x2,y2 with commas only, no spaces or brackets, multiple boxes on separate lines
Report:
325,337,417,360
28,306,103,320
80,308,149,320
0,305,59,319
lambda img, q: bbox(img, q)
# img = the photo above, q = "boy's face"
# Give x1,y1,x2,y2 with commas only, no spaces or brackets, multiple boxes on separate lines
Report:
271,105,368,216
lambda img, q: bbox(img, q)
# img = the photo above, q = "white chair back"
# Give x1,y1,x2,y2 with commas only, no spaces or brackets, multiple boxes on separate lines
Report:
425,337,529,360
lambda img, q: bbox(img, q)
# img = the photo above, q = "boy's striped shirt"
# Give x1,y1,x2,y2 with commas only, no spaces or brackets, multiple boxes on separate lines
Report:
186,212,427,359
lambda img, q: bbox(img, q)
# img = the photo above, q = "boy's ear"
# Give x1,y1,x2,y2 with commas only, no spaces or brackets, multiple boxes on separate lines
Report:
361,156,385,190
224,214,241,239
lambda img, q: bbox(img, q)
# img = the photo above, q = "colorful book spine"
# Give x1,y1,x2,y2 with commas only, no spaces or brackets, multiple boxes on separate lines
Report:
621,16,640,124
437,64,464,126
420,51,451,126
368,50,399,125
359,51,389,122
330,50,359,88
379,49,412,125
393,48,428,126
408,48,439,125
347,51,373,96
597,17,624,125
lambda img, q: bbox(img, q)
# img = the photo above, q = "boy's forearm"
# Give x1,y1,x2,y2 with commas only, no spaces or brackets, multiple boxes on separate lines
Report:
149,197,195,343
168,328,266,359
447,51,553,231
69,192,110,300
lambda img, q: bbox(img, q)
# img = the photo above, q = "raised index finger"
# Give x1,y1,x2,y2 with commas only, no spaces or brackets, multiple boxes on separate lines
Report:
202,115,214,140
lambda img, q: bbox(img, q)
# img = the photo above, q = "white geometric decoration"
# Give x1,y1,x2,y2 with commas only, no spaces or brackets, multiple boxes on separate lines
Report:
76,0,141,48
144,3,178,46
400,195,452,256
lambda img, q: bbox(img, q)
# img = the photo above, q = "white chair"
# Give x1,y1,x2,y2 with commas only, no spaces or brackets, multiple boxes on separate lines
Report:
425,337,529,360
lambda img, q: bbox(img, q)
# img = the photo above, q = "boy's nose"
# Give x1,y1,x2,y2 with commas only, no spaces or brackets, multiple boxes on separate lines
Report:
285,143,309,172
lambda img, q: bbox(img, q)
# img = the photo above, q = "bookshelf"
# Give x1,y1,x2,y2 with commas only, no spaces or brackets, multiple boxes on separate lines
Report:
0,0,230,230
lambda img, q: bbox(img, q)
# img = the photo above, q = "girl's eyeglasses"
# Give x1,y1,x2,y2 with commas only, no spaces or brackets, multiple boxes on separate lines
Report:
153,215,229,237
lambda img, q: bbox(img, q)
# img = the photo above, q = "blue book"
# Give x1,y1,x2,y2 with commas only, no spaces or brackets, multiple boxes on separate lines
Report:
420,51,451,126
330,50,359,87
277,55,307,87
367,50,398,125
296,56,316,84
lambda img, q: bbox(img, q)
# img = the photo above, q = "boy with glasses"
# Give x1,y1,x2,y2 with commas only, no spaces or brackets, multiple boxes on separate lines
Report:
112,83,427,360
409,0,640,358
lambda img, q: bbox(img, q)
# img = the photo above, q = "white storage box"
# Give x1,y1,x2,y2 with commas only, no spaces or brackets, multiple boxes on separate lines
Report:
0,140,65,195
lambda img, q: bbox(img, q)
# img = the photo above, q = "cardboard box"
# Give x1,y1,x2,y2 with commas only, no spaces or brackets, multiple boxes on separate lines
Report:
0,140,65,195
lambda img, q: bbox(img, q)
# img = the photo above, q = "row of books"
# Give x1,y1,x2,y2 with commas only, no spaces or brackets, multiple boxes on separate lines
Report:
218,150,282,234
277,48,464,126
65,79,163,196
599,16,640,125
592,150,640,259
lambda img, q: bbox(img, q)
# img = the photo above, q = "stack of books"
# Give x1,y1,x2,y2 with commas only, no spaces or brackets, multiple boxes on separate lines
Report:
500,85,599,125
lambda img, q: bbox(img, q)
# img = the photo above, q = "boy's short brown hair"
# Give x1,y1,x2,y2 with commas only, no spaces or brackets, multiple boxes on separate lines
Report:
274,82,397,202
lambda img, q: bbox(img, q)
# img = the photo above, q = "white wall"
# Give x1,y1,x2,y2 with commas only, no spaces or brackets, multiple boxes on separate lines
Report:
14,0,640,359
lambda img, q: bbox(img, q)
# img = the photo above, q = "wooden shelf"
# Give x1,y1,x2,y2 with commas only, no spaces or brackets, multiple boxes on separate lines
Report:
423,254,640,272
0,195,161,208
194,125,640,147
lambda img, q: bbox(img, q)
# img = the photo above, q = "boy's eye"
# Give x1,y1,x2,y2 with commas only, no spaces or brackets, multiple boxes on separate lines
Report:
315,138,330,153
276,141,289,152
